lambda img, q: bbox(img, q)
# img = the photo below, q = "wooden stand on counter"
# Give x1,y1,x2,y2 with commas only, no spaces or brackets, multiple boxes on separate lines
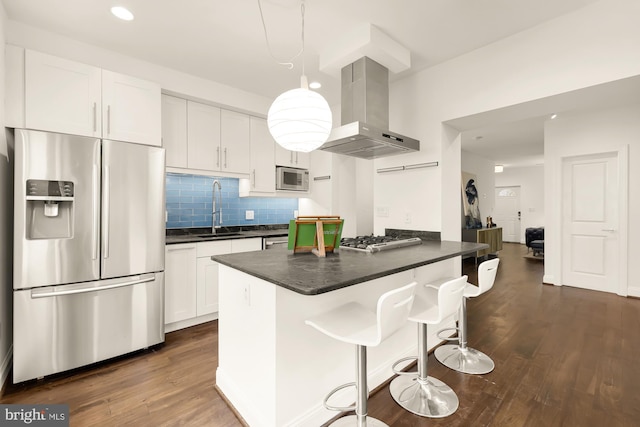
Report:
290,216,344,258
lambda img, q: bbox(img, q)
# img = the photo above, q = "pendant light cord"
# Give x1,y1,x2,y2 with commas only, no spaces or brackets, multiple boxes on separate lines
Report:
257,0,305,70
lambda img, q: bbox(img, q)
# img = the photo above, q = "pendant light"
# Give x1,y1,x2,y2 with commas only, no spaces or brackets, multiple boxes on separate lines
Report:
260,0,332,153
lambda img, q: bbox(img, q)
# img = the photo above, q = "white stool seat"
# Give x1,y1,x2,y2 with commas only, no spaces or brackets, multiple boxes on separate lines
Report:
434,258,500,375
306,281,417,427
389,276,467,418
305,302,381,347
424,276,482,298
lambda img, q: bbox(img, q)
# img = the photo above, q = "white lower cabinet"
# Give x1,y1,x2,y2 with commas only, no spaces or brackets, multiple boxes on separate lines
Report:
165,237,262,332
164,244,197,325
196,240,232,317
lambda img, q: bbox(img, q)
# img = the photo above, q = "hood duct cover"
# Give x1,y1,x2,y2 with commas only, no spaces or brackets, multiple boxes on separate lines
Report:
320,57,419,159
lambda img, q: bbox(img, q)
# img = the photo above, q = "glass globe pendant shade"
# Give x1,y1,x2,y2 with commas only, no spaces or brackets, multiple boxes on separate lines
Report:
267,85,333,153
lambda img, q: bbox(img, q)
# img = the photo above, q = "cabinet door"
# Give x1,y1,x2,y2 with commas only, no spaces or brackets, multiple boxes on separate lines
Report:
25,50,101,137
102,70,161,146
165,244,197,324
275,143,309,168
196,257,220,316
162,95,188,168
196,240,232,316
220,109,251,174
295,151,310,169
187,101,221,171
249,117,276,193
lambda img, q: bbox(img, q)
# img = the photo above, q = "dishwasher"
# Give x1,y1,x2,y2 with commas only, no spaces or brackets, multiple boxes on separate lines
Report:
263,236,289,250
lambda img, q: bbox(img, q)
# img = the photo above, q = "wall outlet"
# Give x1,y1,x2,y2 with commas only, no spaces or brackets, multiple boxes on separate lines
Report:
245,210,254,220
243,283,251,306
404,212,412,224
376,207,389,217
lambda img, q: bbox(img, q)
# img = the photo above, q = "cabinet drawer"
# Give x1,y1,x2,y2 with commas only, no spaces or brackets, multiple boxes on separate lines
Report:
197,240,232,257
231,238,262,253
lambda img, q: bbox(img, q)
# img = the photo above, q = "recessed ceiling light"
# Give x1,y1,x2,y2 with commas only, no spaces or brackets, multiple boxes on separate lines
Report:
494,165,504,173
111,6,134,21
309,81,322,89
550,114,558,119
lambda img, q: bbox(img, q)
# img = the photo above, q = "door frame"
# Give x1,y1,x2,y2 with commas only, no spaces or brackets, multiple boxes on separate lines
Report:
559,146,628,296
494,185,521,243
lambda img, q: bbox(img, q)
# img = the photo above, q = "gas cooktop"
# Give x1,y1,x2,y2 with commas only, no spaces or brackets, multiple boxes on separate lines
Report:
340,235,422,253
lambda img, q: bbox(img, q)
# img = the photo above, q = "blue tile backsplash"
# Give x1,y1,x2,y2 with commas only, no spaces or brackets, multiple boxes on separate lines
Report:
165,173,298,229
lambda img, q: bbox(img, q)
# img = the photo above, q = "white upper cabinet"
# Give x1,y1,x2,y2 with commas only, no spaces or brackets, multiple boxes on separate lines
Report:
161,95,188,168
220,110,251,174
248,117,276,193
102,70,161,146
22,49,161,146
275,143,309,169
187,101,221,171
25,50,102,138
163,98,251,175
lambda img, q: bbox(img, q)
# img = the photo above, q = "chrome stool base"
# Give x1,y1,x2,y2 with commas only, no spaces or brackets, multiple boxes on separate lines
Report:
434,344,495,375
329,415,388,427
389,374,459,418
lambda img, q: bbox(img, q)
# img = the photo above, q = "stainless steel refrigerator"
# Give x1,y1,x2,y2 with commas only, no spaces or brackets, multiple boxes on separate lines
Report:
12,128,165,383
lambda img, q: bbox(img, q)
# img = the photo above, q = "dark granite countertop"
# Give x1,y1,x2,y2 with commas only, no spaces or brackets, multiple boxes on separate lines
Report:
212,240,488,295
165,225,289,245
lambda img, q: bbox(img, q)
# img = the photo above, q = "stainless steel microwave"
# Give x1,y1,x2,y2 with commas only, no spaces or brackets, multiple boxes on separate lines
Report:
276,166,309,191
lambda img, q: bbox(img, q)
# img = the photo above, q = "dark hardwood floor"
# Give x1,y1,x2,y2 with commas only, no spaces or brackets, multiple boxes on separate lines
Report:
2,242,638,426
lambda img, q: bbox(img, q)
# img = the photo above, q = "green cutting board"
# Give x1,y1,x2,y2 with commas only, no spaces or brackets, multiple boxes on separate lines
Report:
287,219,344,250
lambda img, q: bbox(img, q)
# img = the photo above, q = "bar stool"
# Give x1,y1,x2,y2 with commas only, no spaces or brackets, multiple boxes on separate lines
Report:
389,276,468,418
434,258,500,374
305,281,417,427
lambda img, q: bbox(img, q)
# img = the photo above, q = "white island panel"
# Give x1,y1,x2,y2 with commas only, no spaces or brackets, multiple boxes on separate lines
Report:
217,258,457,427
217,266,277,426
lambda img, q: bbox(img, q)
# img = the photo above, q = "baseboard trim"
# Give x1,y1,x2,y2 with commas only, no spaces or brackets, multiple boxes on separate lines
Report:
164,313,217,333
627,286,640,298
543,274,556,285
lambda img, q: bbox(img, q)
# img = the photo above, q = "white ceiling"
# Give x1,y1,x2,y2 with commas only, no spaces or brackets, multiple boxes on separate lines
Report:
1,0,616,166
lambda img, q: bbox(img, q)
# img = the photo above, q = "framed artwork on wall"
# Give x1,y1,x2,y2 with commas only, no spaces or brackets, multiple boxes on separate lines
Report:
462,171,482,229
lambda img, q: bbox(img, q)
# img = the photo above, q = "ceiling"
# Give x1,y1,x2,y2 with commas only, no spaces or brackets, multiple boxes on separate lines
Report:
1,0,612,166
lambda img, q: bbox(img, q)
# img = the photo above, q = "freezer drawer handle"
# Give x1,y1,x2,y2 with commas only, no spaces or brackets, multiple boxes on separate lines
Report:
31,275,155,299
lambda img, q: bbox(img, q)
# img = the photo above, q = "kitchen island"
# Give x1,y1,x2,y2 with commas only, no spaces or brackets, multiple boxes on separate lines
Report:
213,241,487,427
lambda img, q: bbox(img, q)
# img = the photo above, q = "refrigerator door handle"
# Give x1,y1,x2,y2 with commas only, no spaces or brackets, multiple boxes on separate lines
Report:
31,274,155,299
92,164,100,260
103,165,110,259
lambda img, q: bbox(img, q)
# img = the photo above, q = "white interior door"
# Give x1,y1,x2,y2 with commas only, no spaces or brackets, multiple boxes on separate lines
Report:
561,152,620,294
493,186,521,242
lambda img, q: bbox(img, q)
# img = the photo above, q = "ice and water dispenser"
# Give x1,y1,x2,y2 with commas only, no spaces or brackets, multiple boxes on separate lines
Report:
25,179,75,239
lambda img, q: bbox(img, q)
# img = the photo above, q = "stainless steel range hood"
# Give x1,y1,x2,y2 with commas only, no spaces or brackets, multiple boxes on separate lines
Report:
320,57,419,159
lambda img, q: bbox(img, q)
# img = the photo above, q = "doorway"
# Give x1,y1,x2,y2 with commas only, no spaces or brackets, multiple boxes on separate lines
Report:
561,151,627,295
493,186,521,243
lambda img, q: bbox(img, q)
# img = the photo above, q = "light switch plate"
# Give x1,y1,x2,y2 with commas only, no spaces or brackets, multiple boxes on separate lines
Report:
245,210,254,220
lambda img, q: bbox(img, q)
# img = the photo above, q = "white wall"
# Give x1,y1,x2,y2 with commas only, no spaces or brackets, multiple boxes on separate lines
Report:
495,165,545,243
6,21,273,117
0,2,13,387
544,103,640,295
461,150,495,227
376,0,640,243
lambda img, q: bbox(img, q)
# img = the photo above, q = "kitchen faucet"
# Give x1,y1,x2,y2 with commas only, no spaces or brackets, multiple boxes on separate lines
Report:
212,180,222,234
